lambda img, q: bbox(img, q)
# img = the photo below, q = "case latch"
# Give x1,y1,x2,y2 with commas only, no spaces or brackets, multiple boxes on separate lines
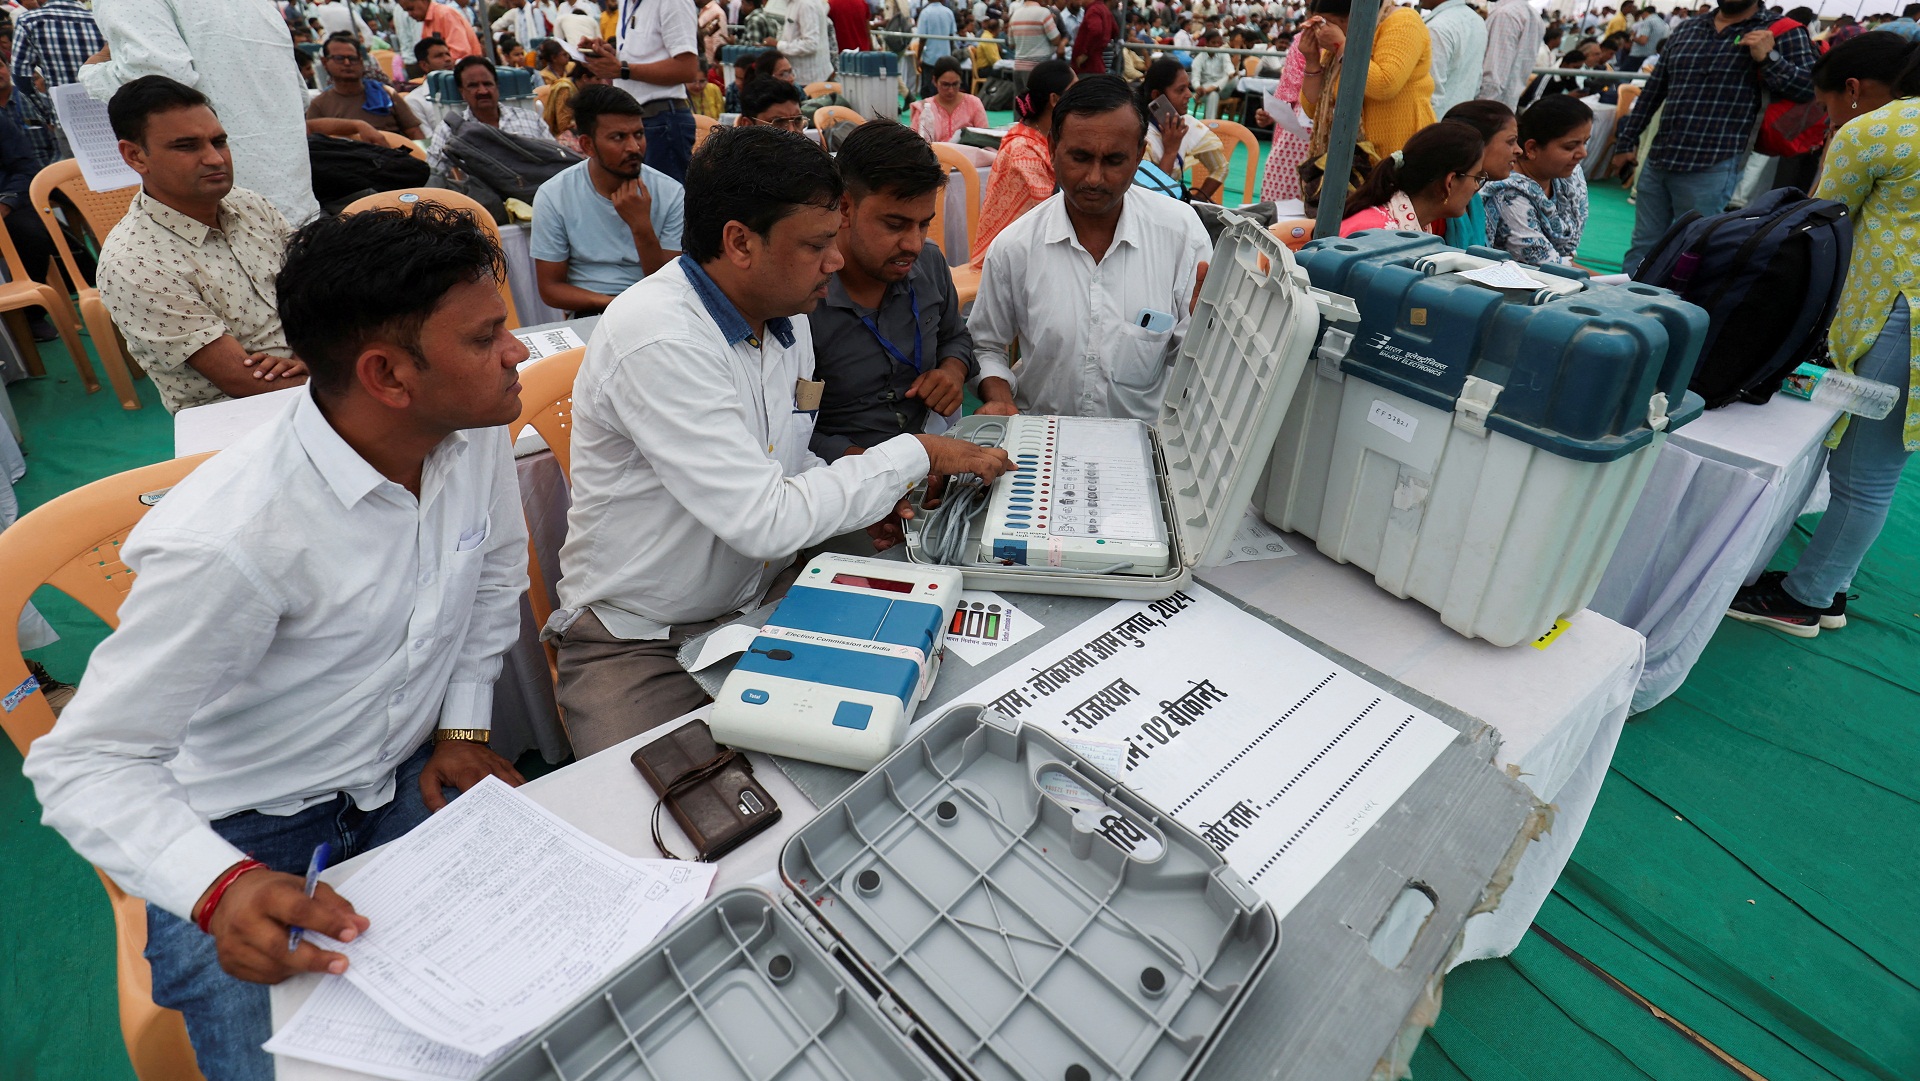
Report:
1316,327,1355,381
1311,287,1360,323
1647,391,1671,432
1453,376,1504,436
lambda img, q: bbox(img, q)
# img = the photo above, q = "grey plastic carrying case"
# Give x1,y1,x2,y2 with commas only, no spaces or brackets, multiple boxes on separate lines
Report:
478,705,1278,1081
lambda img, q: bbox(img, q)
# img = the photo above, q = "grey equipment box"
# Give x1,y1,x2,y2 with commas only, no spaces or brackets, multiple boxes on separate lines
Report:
479,705,1279,1081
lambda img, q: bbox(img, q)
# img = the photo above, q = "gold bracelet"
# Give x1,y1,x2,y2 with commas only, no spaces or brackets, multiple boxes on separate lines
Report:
434,728,491,744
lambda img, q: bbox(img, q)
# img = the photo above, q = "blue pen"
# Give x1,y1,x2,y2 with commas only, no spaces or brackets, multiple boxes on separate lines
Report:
287,842,332,952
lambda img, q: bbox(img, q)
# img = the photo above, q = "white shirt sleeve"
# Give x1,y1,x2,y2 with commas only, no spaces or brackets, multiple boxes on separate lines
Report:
603,339,930,560
79,0,201,102
967,236,1025,395
659,0,700,56
780,0,823,58
22,535,283,919
439,429,531,731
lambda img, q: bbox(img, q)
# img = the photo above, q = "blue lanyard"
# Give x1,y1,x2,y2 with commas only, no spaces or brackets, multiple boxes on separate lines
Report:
857,281,923,373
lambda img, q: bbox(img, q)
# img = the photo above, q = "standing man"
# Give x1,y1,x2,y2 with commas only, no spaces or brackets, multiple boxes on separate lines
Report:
1422,0,1487,116
1008,0,1066,91
968,75,1210,421
809,121,974,461
743,0,786,45
778,0,834,86
25,202,531,1081
547,126,1010,753
1071,0,1119,73
584,0,699,182
1612,0,1816,273
312,0,376,42
10,0,104,89
0,52,58,165
828,0,873,53
308,33,426,139
397,0,484,58
532,84,684,314
1626,4,1666,68
915,0,957,97
426,56,559,173
81,0,320,224
492,0,555,46
1479,0,1543,107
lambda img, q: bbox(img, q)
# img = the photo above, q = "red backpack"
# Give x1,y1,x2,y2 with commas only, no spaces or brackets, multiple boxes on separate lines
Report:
1755,18,1830,157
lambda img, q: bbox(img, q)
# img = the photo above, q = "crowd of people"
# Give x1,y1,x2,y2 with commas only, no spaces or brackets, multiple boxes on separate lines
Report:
4,0,1918,1077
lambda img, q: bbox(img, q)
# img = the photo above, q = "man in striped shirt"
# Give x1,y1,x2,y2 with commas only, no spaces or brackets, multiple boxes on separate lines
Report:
1008,0,1066,90
11,0,106,88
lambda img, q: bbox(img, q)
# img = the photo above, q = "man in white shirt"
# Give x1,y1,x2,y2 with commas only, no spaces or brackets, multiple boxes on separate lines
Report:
407,34,455,145
968,75,1210,422
1191,29,1238,117
1478,0,1543,107
426,55,560,174
1421,0,1488,116
313,0,376,40
492,0,556,44
24,204,531,1081
582,0,700,182
547,126,1011,754
778,0,835,85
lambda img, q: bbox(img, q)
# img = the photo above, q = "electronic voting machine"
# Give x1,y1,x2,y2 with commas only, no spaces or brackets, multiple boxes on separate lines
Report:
902,217,1358,600
709,553,964,770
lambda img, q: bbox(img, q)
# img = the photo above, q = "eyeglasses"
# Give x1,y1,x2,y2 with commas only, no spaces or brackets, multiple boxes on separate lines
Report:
749,115,806,130
324,52,363,64
1460,172,1492,188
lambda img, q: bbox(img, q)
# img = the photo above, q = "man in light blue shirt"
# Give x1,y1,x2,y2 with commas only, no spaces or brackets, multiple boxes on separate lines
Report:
915,0,957,96
1882,3,1920,40
532,85,684,314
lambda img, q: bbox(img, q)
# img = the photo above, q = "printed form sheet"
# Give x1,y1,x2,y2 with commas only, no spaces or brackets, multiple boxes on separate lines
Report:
294,776,716,1058
926,586,1456,917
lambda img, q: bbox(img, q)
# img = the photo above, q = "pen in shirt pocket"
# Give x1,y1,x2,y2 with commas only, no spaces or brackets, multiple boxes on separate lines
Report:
287,842,332,952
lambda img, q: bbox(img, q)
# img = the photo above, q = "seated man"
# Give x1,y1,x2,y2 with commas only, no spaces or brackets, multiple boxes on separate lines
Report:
733,73,805,129
24,202,530,1081
531,85,684,315
307,32,426,140
407,35,454,142
967,75,1210,421
548,126,1011,755
96,77,308,413
427,55,557,174
808,120,973,460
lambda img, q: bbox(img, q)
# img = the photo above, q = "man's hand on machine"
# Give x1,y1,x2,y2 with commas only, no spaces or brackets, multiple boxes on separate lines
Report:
974,377,1019,417
916,434,1013,481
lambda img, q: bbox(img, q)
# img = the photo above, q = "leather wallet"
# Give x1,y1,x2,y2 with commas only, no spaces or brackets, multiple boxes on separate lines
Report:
631,720,781,862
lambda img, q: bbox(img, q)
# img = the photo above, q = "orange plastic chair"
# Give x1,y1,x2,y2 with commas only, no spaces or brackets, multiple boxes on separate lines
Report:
693,112,717,149
511,346,584,674
342,188,520,329
0,452,216,1081
0,200,91,394
803,80,841,99
1197,117,1260,205
1242,55,1262,77
377,129,428,161
1269,217,1314,251
27,160,142,409
812,104,865,132
928,142,982,303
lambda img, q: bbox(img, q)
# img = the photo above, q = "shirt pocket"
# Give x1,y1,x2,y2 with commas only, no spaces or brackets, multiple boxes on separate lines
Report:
1110,320,1176,389
437,519,491,638
780,411,818,471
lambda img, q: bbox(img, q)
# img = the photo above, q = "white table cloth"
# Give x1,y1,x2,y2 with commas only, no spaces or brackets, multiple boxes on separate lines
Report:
1582,96,1618,178
1199,545,1645,963
498,222,568,329
1590,394,1840,712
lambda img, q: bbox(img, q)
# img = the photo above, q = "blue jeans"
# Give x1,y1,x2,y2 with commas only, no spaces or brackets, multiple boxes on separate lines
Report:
643,107,696,185
1622,155,1743,275
1784,298,1916,607
144,743,439,1081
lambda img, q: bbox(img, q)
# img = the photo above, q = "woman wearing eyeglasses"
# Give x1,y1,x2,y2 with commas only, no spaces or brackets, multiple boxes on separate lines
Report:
1337,120,1484,237
1481,94,1593,266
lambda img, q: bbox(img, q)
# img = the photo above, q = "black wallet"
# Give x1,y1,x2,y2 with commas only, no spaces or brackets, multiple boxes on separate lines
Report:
631,720,782,862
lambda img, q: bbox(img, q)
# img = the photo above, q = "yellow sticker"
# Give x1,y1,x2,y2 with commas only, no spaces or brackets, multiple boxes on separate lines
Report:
1409,307,1428,326
1532,619,1571,650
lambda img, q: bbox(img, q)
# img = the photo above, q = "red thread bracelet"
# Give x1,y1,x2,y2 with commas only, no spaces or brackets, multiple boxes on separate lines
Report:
194,859,266,934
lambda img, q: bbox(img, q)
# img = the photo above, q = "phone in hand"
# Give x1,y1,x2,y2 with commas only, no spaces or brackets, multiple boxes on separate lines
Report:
1149,94,1181,131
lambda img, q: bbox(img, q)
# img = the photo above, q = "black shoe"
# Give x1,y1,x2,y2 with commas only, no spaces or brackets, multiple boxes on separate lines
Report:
26,316,57,342
1753,570,1849,629
1728,577,1826,637
24,659,75,714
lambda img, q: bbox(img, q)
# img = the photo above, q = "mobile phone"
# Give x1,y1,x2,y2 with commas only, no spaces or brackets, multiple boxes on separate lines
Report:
1134,307,1176,333
1149,95,1180,129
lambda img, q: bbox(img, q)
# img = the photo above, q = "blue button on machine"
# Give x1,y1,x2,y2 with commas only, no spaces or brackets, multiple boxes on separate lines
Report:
741,688,770,704
832,701,873,730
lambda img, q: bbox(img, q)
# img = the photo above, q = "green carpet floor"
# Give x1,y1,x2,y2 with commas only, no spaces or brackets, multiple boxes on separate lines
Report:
4,155,1916,1081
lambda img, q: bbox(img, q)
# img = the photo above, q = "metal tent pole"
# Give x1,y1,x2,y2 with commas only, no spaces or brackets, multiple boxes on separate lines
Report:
1312,0,1379,239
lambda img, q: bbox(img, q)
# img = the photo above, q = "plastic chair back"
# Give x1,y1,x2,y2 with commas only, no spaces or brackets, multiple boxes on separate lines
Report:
693,112,717,149
803,80,841,99
28,158,142,408
928,141,982,259
812,104,865,131
1198,117,1259,205
1242,55,1261,76
32,158,135,252
341,189,520,328
512,346,584,663
0,452,215,1081
376,128,428,161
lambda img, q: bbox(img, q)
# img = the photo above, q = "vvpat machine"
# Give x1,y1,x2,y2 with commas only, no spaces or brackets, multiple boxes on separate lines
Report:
1257,233,1709,646
902,218,1360,600
709,554,963,770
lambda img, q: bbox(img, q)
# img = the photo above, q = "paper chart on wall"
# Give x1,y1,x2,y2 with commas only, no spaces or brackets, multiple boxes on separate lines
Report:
923,586,1457,918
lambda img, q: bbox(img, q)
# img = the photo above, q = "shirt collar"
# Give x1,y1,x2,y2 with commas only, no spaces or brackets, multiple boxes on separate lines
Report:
135,189,225,247
678,255,796,348
1041,190,1144,255
291,389,470,509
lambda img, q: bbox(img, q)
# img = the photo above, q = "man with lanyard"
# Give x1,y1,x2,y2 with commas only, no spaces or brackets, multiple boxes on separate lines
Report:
1609,0,1815,273
808,120,975,461
581,0,700,182
547,126,1011,753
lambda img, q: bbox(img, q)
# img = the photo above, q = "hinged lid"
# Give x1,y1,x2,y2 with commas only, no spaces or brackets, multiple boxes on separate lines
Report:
1162,218,1358,569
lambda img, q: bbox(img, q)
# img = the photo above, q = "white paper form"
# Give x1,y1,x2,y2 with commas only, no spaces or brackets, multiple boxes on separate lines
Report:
265,980,507,1081
1205,507,1297,567
925,587,1457,918
513,324,585,364
50,83,140,193
312,777,717,1055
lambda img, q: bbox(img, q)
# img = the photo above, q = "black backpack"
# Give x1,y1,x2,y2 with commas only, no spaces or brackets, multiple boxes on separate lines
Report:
1631,187,1851,409
306,134,430,212
438,112,582,209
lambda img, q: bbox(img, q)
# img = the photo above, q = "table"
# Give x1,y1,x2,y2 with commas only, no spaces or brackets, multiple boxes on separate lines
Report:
498,223,566,328
1590,394,1840,712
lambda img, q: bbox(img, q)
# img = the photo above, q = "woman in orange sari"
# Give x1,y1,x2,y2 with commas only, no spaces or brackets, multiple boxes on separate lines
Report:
969,60,1075,270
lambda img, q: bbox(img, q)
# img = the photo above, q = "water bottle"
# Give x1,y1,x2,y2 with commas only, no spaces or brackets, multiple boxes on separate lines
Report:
1809,369,1902,421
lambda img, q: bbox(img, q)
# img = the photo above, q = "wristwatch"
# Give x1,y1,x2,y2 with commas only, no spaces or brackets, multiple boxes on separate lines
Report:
434,728,491,744
1764,48,1780,64
620,61,631,80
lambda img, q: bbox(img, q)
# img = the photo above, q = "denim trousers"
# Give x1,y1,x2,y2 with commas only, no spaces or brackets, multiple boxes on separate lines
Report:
1784,299,1916,607
1622,155,1743,275
144,742,438,1081
642,107,696,185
